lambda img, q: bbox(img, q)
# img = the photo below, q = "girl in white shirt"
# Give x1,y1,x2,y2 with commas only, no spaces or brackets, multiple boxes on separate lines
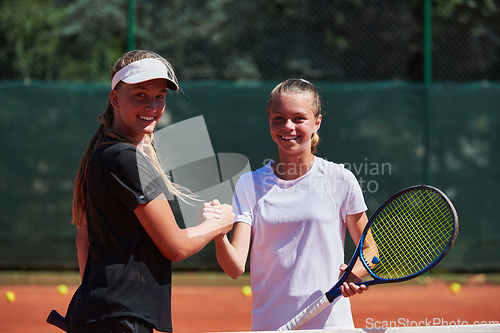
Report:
210,78,370,330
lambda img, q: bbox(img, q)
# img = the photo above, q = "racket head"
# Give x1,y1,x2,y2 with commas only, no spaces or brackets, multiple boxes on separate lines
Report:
359,185,458,283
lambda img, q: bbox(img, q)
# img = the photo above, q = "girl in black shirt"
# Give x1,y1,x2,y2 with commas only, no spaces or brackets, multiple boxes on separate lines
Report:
64,50,234,333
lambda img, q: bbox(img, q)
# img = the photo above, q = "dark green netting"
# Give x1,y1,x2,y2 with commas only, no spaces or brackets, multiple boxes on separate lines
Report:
0,80,498,271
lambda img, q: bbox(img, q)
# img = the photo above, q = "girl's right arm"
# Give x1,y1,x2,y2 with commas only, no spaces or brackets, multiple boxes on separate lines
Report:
214,222,252,279
134,193,235,262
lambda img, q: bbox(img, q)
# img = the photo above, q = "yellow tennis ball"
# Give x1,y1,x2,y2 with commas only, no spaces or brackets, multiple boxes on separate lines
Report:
5,291,16,302
450,282,461,294
57,284,69,296
241,285,252,297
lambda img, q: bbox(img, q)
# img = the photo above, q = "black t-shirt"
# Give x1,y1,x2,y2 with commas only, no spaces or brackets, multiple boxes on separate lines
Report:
65,138,174,332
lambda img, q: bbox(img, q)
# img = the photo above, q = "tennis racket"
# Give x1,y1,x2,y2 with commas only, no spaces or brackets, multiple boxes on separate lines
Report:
277,184,458,331
47,310,67,332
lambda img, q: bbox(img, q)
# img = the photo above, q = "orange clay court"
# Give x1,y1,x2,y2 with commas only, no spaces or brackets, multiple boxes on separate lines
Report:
1,272,499,333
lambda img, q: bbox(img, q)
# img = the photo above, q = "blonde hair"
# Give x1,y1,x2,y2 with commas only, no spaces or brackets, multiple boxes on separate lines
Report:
72,50,192,228
266,78,322,154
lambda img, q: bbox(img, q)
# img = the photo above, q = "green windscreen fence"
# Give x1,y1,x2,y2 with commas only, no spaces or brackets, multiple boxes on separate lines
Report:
0,81,498,272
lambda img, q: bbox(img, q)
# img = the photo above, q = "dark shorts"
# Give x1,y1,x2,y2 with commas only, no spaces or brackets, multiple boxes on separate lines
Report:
69,316,155,333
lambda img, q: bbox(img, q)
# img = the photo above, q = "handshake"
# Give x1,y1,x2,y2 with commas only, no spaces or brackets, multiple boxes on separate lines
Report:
196,199,235,238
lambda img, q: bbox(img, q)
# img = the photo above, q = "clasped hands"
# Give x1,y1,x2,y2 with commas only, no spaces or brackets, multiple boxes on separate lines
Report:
196,199,234,236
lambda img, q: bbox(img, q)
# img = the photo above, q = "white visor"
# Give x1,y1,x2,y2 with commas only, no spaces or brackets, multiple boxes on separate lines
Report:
111,58,179,91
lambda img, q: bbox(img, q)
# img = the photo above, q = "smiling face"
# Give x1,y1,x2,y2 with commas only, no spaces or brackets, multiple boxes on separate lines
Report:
110,78,168,142
268,92,322,159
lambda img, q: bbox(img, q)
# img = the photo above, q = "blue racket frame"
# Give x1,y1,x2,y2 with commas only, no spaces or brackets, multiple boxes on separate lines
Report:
325,184,458,302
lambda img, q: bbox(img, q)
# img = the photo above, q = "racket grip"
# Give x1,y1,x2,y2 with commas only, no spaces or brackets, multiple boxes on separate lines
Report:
277,294,330,331
46,310,68,332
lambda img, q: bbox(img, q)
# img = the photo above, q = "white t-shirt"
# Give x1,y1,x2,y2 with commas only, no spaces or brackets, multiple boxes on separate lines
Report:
233,157,367,331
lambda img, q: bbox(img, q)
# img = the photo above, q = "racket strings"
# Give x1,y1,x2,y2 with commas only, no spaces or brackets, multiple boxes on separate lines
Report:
380,191,453,277
388,191,453,275
362,188,455,280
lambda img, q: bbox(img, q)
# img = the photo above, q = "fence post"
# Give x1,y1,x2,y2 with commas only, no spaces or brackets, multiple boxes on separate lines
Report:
422,0,432,185
128,0,136,51
423,0,432,86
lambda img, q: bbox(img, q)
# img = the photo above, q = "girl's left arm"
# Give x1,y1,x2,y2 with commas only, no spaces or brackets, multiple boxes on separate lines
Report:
75,219,89,281
341,211,369,297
